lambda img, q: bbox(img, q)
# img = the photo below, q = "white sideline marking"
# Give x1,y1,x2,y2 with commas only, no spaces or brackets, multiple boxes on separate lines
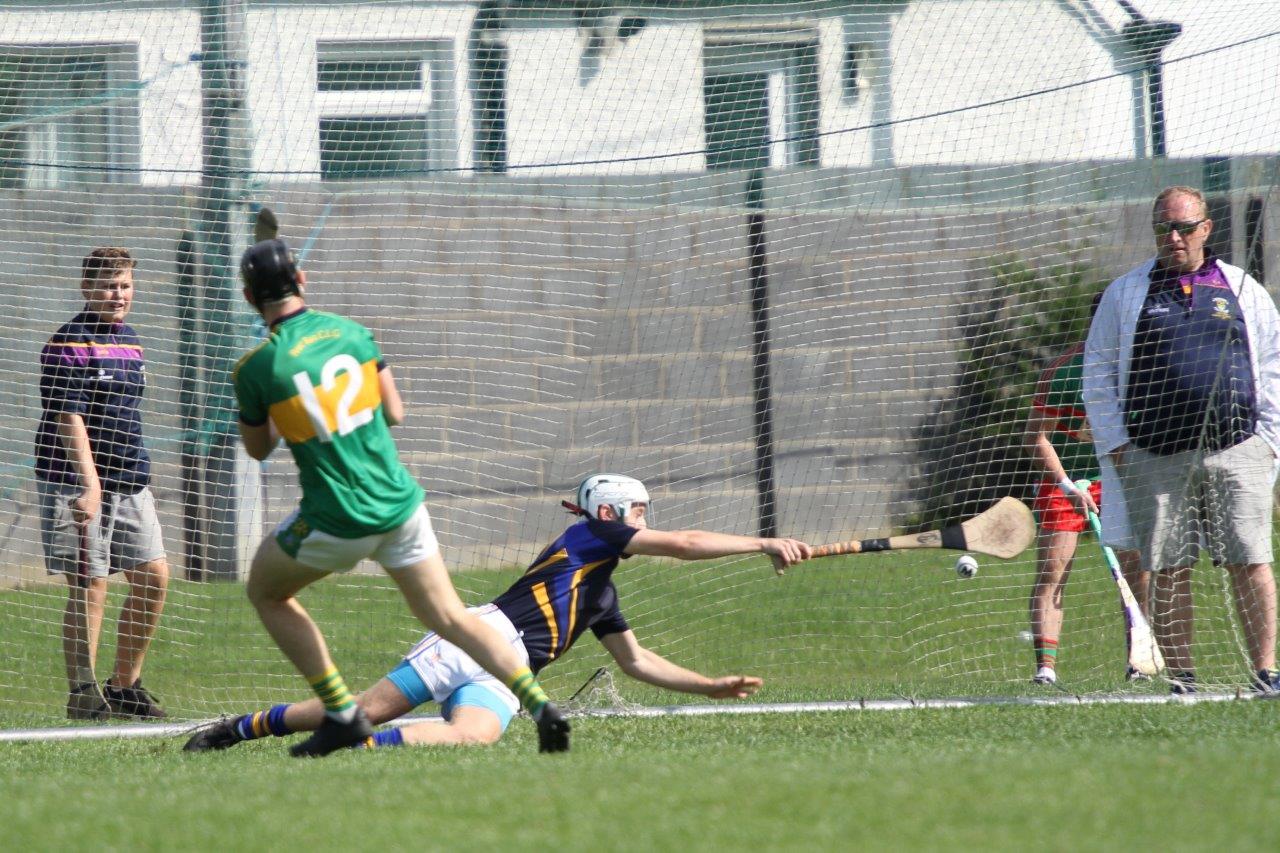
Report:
0,691,1263,743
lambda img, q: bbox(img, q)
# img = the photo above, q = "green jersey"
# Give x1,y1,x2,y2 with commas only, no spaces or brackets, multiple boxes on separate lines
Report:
233,308,422,537
1031,343,1100,482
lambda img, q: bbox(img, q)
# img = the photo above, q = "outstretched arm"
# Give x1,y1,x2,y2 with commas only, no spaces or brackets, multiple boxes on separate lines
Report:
623,528,810,573
600,630,762,699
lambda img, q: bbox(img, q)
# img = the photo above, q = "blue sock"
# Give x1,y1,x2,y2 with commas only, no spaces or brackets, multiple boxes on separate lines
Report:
370,728,405,748
234,704,292,741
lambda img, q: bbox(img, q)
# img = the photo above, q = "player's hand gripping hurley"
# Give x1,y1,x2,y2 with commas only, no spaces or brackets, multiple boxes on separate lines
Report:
1076,481,1164,677
810,497,1035,561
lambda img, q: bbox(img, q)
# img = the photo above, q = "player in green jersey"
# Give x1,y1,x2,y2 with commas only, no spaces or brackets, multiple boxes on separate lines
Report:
233,239,568,756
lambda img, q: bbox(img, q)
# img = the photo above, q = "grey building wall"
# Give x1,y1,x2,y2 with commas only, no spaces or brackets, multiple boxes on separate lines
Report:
2,158,1276,579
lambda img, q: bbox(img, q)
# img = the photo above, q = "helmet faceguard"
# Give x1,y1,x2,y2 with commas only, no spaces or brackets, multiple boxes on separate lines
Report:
568,473,651,525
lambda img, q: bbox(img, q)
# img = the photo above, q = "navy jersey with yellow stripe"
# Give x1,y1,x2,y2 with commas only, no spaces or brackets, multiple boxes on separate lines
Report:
492,517,639,673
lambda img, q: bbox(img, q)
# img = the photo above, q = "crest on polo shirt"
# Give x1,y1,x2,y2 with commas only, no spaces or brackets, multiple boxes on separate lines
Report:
1211,297,1231,320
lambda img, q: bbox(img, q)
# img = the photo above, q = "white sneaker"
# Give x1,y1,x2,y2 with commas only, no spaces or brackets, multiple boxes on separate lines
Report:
1031,666,1057,685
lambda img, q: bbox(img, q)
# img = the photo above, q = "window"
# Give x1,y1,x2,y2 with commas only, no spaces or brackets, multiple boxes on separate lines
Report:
0,44,139,188
319,116,430,180
703,35,819,171
842,42,870,102
317,58,422,92
315,40,456,180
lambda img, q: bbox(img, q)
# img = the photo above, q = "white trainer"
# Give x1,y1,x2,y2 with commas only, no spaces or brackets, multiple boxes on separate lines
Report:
1031,666,1057,685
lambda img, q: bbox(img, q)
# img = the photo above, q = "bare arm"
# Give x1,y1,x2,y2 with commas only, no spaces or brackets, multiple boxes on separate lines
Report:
623,527,811,573
600,630,762,699
379,366,404,426
54,412,101,525
1024,407,1097,516
239,419,280,461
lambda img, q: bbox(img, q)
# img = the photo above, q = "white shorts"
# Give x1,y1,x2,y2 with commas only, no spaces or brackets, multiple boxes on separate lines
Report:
401,604,525,714
276,503,439,573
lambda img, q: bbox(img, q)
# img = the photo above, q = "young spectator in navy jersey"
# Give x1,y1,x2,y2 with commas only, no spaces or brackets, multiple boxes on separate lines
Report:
184,474,810,752
35,248,169,719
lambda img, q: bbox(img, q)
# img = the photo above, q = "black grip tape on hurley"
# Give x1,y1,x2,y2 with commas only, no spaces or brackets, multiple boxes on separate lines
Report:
859,538,891,552
939,524,968,551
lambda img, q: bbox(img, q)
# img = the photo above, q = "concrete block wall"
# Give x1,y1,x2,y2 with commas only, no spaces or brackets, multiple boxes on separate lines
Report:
2,162,1277,577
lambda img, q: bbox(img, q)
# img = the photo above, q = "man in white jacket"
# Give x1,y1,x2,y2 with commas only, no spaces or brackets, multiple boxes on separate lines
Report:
1084,185,1280,695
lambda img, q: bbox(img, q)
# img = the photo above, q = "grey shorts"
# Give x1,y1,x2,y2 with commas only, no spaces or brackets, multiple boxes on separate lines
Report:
1119,435,1275,572
39,482,167,579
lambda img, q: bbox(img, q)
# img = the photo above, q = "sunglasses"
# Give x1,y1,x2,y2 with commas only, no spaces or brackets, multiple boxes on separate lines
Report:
1153,219,1206,237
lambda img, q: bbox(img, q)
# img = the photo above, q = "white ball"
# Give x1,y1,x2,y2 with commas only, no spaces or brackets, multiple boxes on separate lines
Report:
954,554,979,578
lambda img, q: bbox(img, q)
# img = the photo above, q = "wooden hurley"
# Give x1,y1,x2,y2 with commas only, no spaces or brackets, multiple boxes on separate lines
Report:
812,497,1035,561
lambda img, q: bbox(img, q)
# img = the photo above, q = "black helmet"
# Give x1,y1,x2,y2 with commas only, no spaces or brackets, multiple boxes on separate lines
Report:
240,239,300,303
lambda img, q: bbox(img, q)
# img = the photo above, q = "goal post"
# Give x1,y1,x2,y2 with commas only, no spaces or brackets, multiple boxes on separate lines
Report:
1,0,1278,729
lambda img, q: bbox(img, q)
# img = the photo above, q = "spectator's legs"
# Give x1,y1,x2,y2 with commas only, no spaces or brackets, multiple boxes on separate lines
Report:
63,574,107,687
1117,549,1151,616
1152,565,1195,673
110,557,169,687
1226,562,1277,672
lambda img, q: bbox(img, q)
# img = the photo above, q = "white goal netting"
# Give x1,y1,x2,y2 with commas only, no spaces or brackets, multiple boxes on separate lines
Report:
1,0,1278,727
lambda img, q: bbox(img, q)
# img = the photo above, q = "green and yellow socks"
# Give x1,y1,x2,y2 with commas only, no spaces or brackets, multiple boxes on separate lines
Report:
308,665,358,723
506,666,551,719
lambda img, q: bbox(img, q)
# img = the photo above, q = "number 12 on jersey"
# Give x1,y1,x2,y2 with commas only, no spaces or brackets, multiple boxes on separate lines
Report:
291,354,378,442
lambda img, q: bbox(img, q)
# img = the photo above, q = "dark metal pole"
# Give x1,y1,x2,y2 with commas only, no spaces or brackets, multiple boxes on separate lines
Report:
1245,196,1265,284
197,0,251,578
470,1,508,173
1203,155,1232,262
745,168,778,538
1147,60,1167,157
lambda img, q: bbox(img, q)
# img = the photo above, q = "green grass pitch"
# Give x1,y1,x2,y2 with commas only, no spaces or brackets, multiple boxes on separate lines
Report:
1,548,1277,848
3,703,1279,849
0,545,1263,721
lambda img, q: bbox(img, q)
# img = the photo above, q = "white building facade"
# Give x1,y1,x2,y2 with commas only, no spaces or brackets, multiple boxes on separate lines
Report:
0,0,1276,187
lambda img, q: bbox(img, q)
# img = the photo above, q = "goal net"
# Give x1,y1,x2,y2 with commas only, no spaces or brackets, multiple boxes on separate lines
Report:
1,0,1278,729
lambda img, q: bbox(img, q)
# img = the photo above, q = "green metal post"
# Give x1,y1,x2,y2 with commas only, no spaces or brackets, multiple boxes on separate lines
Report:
196,0,253,578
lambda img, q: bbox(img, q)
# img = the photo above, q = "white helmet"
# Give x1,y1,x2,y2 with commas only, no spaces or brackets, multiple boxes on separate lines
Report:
574,473,650,522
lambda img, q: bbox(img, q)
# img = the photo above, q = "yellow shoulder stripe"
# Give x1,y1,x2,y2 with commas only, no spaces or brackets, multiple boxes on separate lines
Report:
233,339,271,382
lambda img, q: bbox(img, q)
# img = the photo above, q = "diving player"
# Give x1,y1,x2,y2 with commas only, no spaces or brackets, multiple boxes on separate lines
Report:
185,474,810,751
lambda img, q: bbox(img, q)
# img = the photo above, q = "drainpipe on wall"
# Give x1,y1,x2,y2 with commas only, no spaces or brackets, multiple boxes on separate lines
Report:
1118,3,1181,158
